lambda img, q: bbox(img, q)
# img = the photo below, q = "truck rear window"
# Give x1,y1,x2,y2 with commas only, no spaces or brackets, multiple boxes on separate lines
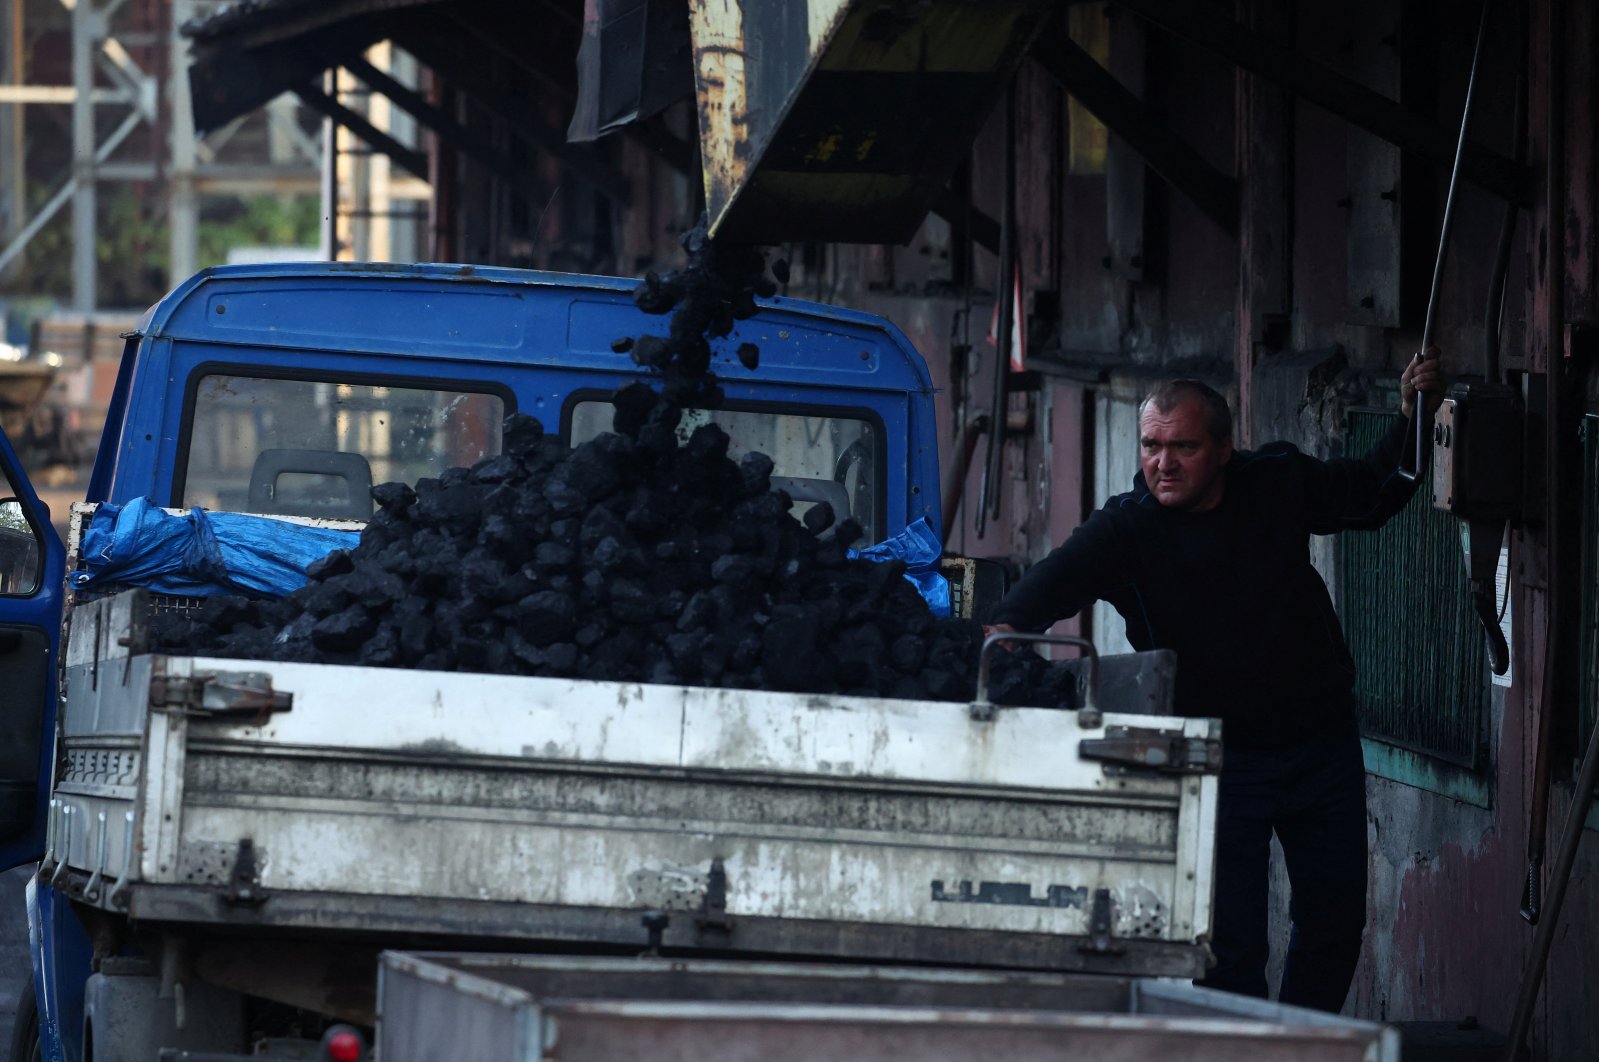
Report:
567,401,881,545
181,374,504,519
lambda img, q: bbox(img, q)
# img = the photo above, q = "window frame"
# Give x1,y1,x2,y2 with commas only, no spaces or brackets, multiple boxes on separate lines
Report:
560,388,891,543
170,362,517,512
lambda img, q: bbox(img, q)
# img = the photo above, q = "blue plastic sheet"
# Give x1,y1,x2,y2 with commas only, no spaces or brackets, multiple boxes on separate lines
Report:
74,498,361,598
849,516,951,617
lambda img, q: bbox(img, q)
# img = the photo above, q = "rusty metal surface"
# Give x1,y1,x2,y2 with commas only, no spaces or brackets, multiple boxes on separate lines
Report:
52,625,1220,966
377,953,1397,1062
116,883,1211,980
689,0,1052,244
50,587,1220,981
537,1003,1389,1062
376,953,1398,1061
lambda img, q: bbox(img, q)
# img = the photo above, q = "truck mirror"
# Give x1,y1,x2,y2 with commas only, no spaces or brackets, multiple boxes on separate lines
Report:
0,498,39,596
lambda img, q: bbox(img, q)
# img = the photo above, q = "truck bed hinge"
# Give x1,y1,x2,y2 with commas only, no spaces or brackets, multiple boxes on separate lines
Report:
1078,887,1125,956
1079,727,1222,774
225,837,267,906
150,671,293,719
696,858,733,935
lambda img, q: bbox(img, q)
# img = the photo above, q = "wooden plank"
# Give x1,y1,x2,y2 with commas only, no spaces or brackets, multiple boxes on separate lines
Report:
1233,0,1291,448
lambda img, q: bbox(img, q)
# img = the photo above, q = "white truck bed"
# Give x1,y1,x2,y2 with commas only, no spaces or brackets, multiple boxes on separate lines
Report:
46,589,1219,979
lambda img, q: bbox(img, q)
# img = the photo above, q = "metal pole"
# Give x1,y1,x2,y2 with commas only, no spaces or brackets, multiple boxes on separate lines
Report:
1502,717,1599,1061
320,68,338,260
976,84,1016,537
1399,0,1493,480
1,0,24,280
167,0,198,285
349,64,371,263
71,0,97,311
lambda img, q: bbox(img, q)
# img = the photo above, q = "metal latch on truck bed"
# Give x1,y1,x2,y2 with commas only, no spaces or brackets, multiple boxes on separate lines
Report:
1079,727,1222,774
150,671,292,718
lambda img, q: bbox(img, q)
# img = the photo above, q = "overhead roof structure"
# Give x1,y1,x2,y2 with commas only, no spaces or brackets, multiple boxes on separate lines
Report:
183,0,1536,256
184,0,690,210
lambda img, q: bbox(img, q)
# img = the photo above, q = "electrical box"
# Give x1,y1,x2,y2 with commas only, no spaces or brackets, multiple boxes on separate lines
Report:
1432,381,1523,520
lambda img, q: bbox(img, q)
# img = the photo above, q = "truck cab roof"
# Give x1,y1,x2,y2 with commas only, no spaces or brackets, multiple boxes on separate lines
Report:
137,262,935,396
106,262,943,542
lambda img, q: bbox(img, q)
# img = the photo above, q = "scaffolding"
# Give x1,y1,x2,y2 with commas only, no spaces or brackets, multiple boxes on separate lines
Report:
0,0,333,309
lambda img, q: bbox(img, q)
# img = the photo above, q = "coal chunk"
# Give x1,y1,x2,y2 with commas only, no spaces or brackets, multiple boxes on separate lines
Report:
501,414,545,459
802,502,835,536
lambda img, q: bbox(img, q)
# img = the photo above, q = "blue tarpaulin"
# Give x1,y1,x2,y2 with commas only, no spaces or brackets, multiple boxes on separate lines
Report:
74,498,360,598
850,516,951,617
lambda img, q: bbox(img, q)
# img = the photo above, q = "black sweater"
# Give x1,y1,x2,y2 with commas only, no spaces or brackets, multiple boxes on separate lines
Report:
990,418,1419,749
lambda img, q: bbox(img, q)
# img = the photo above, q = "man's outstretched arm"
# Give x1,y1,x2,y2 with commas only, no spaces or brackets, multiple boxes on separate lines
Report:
985,509,1130,635
1302,347,1446,532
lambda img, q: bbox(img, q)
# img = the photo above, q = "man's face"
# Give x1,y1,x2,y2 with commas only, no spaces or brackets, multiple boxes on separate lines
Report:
1139,397,1233,511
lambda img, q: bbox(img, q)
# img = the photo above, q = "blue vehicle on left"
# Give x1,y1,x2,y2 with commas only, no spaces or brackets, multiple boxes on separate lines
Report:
0,262,959,1062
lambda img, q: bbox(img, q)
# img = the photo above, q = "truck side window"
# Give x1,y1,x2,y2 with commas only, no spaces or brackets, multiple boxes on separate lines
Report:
181,375,505,517
568,401,881,545
0,471,40,596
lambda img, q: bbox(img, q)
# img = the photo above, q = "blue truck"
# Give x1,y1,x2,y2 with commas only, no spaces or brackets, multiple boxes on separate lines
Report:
0,262,1301,1062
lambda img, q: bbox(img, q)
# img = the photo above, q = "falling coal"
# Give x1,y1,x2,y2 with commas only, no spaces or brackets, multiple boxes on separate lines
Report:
150,220,1082,710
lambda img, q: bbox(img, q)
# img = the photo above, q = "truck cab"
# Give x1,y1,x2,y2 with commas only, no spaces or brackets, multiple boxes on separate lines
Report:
0,263,1299,1062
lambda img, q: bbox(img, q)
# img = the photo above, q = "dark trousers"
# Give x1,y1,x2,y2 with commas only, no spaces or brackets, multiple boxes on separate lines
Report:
1195,722,1368,1013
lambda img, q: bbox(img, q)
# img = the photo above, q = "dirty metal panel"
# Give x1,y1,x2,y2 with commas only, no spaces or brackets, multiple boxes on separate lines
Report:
1131,980,1400,1058
1343,1,1403,327
525,1000,1389,1062
54,652,1218,966
377,954,1397,1062
381,952,1137,1014
690,0,1053,244
166,747,1195,940
122,883,1205,980
160,656,1203,798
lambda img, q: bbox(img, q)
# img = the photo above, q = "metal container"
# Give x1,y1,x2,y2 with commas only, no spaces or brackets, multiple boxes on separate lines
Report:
689,0,1052,244
377,952,1401,1062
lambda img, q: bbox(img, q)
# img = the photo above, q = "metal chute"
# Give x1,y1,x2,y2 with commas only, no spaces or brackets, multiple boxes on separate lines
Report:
688,0,1051,245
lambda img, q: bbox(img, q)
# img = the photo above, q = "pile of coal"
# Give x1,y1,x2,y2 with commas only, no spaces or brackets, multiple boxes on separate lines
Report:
150,389,1077,710
621,221,783,408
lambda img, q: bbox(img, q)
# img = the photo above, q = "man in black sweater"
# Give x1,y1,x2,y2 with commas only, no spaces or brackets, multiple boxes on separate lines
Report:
987,351,1443,1012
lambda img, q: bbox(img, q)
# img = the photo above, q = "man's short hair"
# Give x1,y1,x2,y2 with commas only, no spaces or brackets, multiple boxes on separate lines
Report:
1139,380,1233,443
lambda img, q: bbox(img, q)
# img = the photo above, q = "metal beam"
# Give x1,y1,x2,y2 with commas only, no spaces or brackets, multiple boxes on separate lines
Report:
71,0,95,310
168,0,198,286
295,84,428,181
0,85,128,102
0,107,141,276
1113,0,1536,208
1031,21,1238,237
